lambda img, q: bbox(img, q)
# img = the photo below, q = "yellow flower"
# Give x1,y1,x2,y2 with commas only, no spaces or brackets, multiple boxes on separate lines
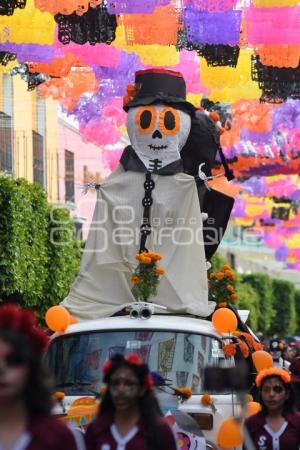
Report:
155,267,165,276
246,394,253,402
130,275,140,284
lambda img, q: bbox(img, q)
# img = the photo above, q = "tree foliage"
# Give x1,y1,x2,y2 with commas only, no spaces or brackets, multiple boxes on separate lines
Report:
293,289,300,335
235,280,260,331
268,279,297,336
240,273,274,333
0,176,81,318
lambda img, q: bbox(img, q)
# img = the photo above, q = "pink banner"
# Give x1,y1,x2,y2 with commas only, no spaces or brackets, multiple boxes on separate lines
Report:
55,40,121,67
245,6,300,44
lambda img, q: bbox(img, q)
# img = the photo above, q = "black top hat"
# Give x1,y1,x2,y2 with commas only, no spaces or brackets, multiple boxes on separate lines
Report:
123,68,196,116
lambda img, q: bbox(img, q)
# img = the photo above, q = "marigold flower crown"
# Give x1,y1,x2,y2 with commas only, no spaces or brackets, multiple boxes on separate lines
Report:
255,367,291,388
0,305,49,355
102,352,154,390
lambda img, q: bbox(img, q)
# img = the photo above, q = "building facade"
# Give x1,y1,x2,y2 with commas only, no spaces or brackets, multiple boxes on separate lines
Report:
0,73,59,203
57,119,109,239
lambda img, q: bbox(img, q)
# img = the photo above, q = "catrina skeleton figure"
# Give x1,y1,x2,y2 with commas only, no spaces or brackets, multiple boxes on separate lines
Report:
61,69,234,320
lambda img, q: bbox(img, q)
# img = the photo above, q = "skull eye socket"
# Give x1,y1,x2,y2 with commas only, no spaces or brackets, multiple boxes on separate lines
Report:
159,107,180,135
135,106,156,134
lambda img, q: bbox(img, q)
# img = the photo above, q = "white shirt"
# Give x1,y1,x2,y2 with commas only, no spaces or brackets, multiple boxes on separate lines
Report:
0,432,31,450
109,424,139,450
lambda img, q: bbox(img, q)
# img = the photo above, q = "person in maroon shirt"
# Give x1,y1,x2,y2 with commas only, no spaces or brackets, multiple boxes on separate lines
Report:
245,367,300,450
85,353,178,450
0,304,79,450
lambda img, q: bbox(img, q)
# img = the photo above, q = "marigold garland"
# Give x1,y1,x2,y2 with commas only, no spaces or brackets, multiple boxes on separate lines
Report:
131,251,165,301
223,343,237,357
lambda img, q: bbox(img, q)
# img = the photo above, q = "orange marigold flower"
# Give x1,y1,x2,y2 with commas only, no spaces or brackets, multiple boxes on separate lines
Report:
175,387,192,399
52,391,65,401
140,255,152,264
147,252,162,261
223,343,236,357
226,284,234,292
209,272,215,279
218,302,228,308
216,272,224,280
130,275,140,284
230,293,238,300
201,393,212,406
224,269,233,277
221,264,231,272
155,267,165,276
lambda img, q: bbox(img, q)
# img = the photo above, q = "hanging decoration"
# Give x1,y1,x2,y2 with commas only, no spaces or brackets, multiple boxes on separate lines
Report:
1,0,300,272
54,3,117,46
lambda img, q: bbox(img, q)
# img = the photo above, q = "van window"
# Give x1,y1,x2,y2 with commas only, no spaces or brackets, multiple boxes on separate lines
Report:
46,330,223,395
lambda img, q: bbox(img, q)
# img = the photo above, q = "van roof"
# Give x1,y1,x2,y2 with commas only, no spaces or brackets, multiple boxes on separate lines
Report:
53,314,221,339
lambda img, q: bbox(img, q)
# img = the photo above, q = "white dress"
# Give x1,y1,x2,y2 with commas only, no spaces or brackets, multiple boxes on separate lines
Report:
62,165,214,319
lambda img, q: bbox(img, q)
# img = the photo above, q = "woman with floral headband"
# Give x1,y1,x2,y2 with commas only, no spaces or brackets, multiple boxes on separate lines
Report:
245,367,300,449
85,353,177,450
0,304,80,450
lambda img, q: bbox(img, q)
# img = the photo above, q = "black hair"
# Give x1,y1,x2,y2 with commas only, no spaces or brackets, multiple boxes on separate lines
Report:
0,329,53,417
101,354,164,450
259,375,296,416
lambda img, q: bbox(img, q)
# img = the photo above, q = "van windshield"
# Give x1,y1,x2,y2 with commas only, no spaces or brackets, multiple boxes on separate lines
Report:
46,330,224,395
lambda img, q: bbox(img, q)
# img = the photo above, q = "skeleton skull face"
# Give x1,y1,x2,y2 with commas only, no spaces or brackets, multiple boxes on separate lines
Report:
126,103,191,170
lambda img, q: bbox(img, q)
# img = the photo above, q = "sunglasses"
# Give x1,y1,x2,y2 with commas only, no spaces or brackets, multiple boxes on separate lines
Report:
261,385,285,394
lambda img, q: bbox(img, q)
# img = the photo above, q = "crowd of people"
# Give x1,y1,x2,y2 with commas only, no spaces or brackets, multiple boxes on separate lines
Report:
0,304,177,450
1,303,300,450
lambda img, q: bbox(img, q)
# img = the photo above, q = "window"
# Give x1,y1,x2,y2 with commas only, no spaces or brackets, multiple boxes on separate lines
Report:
32,130,44,186
0,111,12,173
46,330,223,396
0,74,13,174
65,150,75,202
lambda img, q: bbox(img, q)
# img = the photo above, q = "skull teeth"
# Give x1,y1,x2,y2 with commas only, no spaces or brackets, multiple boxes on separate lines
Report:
149,144,168,150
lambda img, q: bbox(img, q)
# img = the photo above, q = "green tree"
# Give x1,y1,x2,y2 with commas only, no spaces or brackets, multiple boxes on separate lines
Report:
235,280,260,331
0,176,81,318
41,207,81,316
269,279,297,336
294,289,300,335
240,273,275,333
0,177,48,305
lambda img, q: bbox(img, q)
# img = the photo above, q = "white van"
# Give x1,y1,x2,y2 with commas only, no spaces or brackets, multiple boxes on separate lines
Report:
46,313,251,449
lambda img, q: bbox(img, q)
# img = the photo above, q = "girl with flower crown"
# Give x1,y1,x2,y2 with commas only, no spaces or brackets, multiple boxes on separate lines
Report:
245,368,300,449
0,304,80,450
85,353,177,450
